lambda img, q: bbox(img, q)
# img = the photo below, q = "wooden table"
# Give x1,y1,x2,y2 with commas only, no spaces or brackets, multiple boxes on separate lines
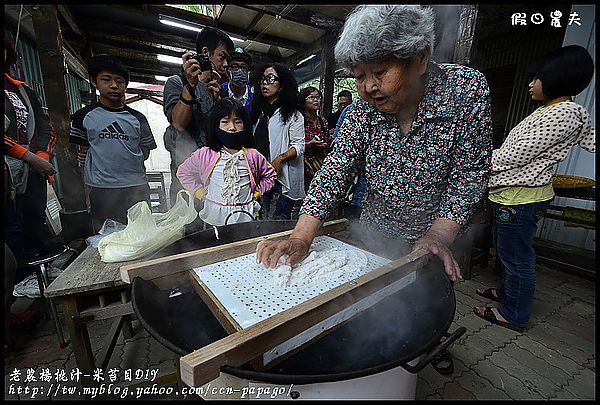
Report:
45,246,143,374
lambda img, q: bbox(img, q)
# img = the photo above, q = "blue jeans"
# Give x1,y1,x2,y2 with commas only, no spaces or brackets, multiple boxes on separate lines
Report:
492,199,552,327
261,182,296,220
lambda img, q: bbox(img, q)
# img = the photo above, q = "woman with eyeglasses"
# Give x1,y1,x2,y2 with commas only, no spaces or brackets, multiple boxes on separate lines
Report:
299,86,330,190
250,63,304,220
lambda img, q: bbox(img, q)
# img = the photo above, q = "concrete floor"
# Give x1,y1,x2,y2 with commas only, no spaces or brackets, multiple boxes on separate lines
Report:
4,253,595,400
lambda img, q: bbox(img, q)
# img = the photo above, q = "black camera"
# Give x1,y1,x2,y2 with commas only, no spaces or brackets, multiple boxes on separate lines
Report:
190,53,212,72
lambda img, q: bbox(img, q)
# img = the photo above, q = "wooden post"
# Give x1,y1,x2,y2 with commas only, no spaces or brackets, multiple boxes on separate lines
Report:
30,5,88,213
319,32,336,117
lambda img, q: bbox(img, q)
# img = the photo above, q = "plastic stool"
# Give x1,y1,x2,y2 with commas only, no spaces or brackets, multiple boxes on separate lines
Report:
24,245,76,349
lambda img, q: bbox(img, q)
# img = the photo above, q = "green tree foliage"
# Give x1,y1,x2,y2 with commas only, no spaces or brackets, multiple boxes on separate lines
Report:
166,4,222,17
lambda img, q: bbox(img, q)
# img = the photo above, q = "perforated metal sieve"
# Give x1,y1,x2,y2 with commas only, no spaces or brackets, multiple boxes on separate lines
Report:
192,236,391,329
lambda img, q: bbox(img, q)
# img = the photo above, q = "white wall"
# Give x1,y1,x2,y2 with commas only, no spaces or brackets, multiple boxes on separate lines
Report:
536,4,596,251
128,98,171,172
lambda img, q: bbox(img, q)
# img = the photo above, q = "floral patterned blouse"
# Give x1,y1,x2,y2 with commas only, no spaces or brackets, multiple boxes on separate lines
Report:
300,62,493,242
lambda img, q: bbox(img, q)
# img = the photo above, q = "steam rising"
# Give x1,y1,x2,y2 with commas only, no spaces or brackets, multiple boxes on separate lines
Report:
300,218,472,371
431,5,464,63
143,212,474,372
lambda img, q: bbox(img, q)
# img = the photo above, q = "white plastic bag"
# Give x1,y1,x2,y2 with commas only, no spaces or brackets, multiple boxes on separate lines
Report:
86,219,126,248
98,190,197,262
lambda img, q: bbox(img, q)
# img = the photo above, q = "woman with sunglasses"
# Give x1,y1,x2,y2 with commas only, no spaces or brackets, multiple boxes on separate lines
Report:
251,63,304,220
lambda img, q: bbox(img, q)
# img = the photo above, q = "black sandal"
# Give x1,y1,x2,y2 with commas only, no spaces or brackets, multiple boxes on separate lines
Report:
476,288,502,303
473,307,525,332
431,349,454,375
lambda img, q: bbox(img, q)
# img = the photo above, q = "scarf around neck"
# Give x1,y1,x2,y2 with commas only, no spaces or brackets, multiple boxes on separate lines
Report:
254,99,280,160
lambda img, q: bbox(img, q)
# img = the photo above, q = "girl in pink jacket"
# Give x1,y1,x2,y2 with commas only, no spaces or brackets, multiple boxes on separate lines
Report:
177,98,276,226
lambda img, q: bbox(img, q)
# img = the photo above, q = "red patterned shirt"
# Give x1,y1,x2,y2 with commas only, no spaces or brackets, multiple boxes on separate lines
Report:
304,116,330,158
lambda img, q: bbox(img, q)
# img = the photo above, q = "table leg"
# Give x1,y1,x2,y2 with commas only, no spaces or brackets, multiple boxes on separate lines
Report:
98,315,127,371
120,290,133,339
61,296,95,374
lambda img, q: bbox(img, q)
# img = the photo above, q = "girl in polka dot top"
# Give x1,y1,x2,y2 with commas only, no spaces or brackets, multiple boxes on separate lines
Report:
475,45,595,333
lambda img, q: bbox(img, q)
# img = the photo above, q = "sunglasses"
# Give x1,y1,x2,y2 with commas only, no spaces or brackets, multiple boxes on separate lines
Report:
261,74,280,84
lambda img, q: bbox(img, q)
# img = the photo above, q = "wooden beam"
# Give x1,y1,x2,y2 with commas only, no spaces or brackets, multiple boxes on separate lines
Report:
30,5,88,213
285,35,326,68
5,5,37,43
77,17,196,52
119,219,348,283
126,94,167,108
266,45,283,59
242,5,345,30
246,11,265,33
129,72,168,86
320,33,336,117
58,5,83,37
120,60,179,78
86,30,187,55
62,46,88,80
90,34,279,68
70,4,302,62
146,4,306,51
124,95,142,105
229,24,305,52
88,38,185,59
179,248,431,387
83,50,179,78
147,4,215,27
124,88,165,98
147,95,164,106
88,42,174,65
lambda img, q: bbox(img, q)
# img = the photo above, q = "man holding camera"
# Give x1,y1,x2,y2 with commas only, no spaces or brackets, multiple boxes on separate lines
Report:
162,27,234,205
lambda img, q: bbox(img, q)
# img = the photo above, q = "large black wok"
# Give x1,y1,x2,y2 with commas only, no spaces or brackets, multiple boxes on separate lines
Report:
132,220,465,384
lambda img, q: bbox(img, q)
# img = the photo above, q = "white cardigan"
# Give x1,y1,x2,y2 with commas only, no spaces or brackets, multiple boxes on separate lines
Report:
256,109,305,201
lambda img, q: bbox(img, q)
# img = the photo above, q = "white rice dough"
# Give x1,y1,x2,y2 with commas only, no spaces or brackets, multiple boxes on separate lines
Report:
267,247,369,288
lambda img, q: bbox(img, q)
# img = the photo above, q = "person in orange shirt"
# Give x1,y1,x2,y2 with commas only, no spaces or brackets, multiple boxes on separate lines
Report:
4,32,57,262
4,31,57,349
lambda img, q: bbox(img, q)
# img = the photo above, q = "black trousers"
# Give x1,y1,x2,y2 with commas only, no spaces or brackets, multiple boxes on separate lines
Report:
89,184,151,233
4,172,48,261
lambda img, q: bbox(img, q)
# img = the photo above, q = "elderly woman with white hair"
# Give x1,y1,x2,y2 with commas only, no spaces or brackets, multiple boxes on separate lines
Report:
256,5,493,371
